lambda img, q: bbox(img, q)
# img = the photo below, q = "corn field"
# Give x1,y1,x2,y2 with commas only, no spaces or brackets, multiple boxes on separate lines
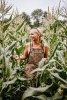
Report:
0,0,67,100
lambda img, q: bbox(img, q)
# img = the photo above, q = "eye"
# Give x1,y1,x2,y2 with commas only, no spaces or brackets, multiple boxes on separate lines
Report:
30,33,34,35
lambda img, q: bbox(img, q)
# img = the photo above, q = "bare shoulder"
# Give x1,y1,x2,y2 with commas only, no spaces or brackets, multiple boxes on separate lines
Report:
25,42,30,54
25,42,30,47
44,44,49,49
43,43,49,58
25,42,30,48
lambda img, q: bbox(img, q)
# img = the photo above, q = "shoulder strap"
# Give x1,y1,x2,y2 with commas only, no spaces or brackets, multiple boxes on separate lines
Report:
41,40,44,52
27,41,32,63
41,40,46,58
30,41,32,52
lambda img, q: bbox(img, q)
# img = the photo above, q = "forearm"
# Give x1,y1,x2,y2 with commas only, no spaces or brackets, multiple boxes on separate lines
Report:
13,54,26,60
19,55,26,60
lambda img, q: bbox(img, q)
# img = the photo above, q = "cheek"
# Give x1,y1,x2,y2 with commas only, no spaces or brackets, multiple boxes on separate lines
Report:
30,34,38,40
35,35,39,39
34,34,38,38
30,35,34,38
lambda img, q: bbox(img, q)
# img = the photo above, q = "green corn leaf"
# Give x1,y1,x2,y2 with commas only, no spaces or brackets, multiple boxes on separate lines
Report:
3,15,12,32
18,77,27,81
0,55,3,61
60,83,67,89
51,72,67,84
15,48,20,56
48,42,59,62
5,66,11,78
2,78,17,85
8,33,19,41
16,20,25,32
52,92,63,100
32,95,48,100
5,41,16,52
22,84,52,100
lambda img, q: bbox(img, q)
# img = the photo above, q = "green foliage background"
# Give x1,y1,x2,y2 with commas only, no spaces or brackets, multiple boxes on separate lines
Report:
0,0,67,100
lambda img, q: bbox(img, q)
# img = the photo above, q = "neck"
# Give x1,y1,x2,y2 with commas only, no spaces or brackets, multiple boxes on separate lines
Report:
33,40,41,45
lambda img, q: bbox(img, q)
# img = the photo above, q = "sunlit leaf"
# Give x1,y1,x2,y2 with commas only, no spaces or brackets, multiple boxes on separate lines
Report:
3,15,12,32
32,95,48,100
22,84,52,100
16,20,25,32
52,92,63,100
5,41,16,52
18,77,27,81
51,73,67,84
8,33,19,41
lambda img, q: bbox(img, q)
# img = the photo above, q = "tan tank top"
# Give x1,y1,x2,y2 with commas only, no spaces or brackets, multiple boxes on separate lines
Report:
24,42,45,79
27,42,44,66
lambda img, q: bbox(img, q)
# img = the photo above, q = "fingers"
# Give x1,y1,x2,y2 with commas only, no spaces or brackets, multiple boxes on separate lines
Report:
12,55,19,60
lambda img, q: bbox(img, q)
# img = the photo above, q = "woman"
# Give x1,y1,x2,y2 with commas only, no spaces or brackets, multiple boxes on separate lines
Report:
13,28,49,79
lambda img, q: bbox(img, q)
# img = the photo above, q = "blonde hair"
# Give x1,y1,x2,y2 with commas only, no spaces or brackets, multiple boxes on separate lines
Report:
30,28,42,42
30,28,42,37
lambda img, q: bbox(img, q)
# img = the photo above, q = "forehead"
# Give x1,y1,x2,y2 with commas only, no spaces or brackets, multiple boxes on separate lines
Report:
29,28,42,37
30,29,38,34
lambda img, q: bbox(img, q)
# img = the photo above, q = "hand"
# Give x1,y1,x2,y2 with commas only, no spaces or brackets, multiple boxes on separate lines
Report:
12,55,19,60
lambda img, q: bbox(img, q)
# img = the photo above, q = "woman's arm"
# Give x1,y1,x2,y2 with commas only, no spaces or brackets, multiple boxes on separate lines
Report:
44,45,49,58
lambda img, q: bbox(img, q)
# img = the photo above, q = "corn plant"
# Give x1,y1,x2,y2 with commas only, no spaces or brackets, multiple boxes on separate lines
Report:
0,0,67,100
0,0,30,99
22,1,67,100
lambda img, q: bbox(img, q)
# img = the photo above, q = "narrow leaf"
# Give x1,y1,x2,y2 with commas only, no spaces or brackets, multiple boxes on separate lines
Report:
22,84,52,100
16,20,25,32
3,15,12,32
51,73,67,84
5,41,16,52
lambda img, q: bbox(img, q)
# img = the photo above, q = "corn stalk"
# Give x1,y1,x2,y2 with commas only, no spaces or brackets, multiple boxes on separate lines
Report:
57,0,67,66
0,0,12,80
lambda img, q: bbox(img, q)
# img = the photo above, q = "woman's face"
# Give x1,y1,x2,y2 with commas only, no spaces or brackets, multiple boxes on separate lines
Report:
29,30,39,41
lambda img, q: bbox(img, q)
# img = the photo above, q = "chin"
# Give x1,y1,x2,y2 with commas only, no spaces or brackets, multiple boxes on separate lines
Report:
32,38,35,41
31,38,36,41
32,39,35,41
